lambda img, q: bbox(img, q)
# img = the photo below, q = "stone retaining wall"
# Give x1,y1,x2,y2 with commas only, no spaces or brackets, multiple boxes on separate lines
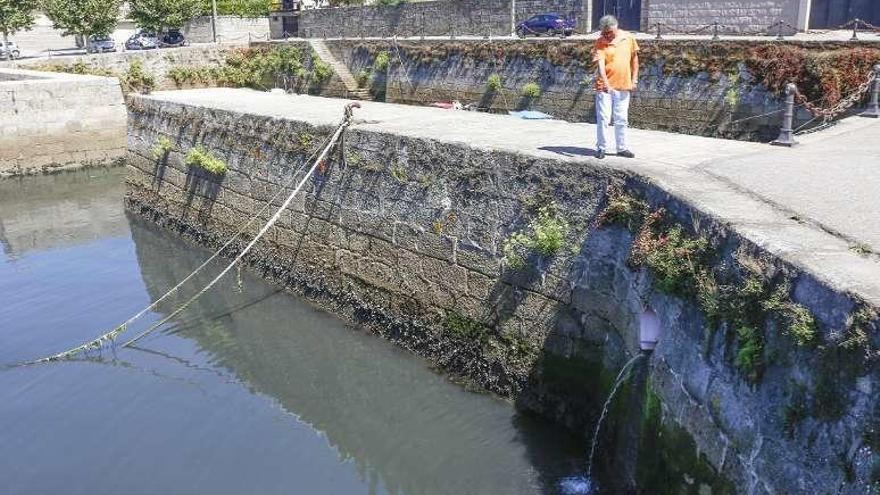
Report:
298,0,591,38
642,0,808,33
183,16,272,43
0,69,127,176
1,43,247,91
125,91,880,494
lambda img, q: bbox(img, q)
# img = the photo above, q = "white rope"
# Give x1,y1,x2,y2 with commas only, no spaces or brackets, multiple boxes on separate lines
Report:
15,104,357,366
120,114,351,349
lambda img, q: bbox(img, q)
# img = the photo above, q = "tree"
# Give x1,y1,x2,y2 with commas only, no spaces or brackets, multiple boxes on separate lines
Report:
44,0,121,43
129,0,202,33
0,0,36,48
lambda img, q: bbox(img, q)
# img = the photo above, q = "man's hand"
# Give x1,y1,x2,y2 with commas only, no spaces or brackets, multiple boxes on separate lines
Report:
601,78,611,92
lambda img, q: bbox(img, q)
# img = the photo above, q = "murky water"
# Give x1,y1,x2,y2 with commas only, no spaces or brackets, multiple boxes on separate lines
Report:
0,168,587,495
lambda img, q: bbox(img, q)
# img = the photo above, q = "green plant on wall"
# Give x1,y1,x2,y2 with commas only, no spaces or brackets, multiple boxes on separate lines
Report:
596,187,824,383
151,135,172,159
355,69,371,88
521,82,541,99
374,51,390,71
311,53,333,83
185,145,227,175
390,163,408,183
121,59,156,94
503,201,569,269
486,73,502,92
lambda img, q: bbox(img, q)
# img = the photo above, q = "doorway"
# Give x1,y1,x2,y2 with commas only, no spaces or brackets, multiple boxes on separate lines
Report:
809,0,880,28
592,0,643,31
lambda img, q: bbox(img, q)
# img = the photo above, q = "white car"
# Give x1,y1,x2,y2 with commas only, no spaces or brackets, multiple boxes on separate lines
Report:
87,36,116,53
0,41,21,60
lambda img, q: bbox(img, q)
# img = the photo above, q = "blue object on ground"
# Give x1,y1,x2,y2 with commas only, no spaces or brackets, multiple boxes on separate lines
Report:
508,110,554,120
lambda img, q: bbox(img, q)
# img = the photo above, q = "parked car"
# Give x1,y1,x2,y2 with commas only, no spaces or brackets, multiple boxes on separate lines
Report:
159,30,188,48
87,35,116,53
125,32,159,50
0,41,21,60
515,13,576,37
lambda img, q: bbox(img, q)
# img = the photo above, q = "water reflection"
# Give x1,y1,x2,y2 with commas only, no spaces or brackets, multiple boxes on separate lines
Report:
0,169,128,257
0,169,586,494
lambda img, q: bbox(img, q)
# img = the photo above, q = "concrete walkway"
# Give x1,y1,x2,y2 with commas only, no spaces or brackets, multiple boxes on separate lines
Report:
144,88,880,305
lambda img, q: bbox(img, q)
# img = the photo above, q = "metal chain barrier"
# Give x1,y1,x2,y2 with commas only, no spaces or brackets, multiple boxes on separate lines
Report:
794,70,876,122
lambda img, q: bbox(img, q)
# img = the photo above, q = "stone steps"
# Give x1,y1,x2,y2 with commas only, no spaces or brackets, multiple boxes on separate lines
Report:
308,39,370,99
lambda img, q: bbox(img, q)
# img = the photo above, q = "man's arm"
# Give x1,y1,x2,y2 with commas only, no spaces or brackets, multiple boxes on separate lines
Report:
631,52,639,88
597,58,611,92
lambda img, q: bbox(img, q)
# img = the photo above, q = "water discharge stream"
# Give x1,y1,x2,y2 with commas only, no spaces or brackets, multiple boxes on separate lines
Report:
587,353,645,480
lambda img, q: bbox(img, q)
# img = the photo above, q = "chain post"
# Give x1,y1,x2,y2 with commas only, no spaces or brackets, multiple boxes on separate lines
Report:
775,20,785,40
772,83,798,147
712,21,720,40
861,64,880,118
421,12,425,40
851,18,860,41
654,22,662,40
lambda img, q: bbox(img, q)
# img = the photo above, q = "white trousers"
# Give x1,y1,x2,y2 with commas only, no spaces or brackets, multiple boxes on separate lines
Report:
595,90,631,152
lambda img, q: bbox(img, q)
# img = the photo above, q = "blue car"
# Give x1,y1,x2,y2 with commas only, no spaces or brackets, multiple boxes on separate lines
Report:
516,13,576,37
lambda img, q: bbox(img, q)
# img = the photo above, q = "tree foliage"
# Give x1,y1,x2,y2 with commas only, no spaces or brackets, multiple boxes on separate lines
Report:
44,0,121,38
205,0,272,17
0,0,37,40
130,0,202,32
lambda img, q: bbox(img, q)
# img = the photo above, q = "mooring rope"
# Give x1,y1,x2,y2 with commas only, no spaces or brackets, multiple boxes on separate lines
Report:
12,103,360,368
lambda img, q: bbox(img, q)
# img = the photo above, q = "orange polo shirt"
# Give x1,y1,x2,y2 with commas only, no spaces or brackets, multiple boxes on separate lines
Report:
593,30,639,91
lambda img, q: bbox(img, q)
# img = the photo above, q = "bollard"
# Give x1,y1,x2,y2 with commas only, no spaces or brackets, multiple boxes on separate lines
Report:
775,20,785,40
861,64,880,118
851,18,861,41
771,83,798,147
653,23,662,40
420,13,426,40
712,21,721,40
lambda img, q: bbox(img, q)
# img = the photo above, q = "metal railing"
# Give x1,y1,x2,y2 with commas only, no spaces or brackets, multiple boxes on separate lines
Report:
282,14,880,42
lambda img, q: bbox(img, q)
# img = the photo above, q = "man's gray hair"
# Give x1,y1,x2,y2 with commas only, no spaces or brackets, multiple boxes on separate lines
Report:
598,15,619,30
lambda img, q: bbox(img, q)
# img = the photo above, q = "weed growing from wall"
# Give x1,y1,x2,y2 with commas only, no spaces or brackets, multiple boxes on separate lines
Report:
486,73,502,92
310,53,333,83
390,163,408,183
596,188,823,383
521,82,541,99
151,136,172,159
356,69,372,87
121,60,156,94
503,202,569,269
185,145,227,175
374,51,390,71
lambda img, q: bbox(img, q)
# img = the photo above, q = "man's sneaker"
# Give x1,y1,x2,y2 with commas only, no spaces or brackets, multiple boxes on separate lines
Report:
596,149,606,159
617,149,635,158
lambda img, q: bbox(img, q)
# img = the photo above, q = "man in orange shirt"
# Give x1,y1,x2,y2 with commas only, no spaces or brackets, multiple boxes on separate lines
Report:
593,15,639,159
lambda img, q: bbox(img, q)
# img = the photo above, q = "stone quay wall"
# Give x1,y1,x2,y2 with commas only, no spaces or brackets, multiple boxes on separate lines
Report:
1,43,248,91
642,0,808,34
0,68,127,176
298,0,591,38
125,91,880,494
319,39,812,141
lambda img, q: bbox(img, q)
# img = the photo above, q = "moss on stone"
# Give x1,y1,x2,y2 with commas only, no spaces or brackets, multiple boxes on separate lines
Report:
443,311,489,343
637,387,736,494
